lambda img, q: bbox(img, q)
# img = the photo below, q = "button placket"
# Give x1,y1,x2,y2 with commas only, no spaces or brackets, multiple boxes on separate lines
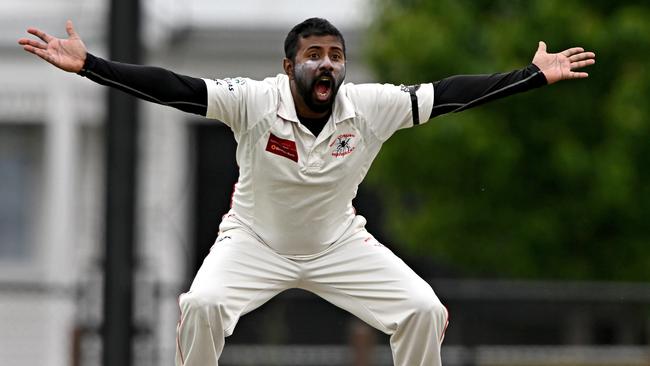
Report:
303,141,326,171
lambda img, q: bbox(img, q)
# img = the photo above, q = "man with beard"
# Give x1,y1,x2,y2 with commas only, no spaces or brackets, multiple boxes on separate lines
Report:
20,17,595,366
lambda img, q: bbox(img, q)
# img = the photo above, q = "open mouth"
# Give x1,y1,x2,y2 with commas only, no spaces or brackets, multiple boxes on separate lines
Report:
314,76,333,102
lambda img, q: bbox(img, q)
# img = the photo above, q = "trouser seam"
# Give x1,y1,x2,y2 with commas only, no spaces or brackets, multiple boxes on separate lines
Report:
176,294,186,366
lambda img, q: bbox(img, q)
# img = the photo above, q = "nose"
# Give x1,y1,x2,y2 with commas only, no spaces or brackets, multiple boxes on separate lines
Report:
319,56,334,71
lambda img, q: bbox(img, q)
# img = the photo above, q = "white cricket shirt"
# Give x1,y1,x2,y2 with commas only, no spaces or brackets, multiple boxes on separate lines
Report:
203,74,433,256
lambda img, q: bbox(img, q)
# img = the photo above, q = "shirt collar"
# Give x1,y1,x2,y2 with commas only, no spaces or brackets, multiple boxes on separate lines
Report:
276,73,356,124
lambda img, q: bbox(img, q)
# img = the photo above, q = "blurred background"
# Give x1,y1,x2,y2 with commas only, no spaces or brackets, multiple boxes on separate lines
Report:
1,0,649,365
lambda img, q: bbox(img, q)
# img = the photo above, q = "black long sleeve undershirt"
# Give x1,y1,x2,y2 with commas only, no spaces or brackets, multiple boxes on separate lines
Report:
78,53,547,120
430,64,547,119
79,53,208,115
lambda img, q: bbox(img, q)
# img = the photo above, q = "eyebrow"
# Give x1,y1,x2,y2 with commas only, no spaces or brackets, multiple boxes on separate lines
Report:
304,45,344,54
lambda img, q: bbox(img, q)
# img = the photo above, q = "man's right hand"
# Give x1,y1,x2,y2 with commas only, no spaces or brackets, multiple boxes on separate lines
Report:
18,20,87,73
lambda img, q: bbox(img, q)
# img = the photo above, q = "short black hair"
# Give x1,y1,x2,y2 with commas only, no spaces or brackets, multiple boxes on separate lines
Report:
284,18,346,61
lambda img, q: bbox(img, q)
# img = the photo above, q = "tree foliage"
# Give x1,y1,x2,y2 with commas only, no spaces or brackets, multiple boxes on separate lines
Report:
364,0,650,280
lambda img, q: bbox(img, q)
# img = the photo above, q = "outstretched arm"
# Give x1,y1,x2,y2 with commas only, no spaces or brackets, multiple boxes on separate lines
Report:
429,41,596,118
19,21,208,116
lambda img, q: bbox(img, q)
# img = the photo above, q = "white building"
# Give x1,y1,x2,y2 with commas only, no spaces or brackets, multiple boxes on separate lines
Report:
0,1,371,365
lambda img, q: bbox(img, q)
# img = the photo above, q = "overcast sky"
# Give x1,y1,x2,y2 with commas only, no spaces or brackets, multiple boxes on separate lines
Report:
186,0,372,29
2,0,373,46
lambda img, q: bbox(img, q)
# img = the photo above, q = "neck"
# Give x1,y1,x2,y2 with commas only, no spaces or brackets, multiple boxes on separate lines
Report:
298,114,329,137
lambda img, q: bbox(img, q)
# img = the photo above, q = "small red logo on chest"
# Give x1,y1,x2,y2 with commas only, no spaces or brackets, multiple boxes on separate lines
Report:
266,133,298,162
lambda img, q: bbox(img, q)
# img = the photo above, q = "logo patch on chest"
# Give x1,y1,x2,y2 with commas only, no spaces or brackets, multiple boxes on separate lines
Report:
330,134,356,157
266,133,299,162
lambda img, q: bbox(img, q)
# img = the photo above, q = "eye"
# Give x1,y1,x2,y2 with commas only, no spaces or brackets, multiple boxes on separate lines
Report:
308,52,320,60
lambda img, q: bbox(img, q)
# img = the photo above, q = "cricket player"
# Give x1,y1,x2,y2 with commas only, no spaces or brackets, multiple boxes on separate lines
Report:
19,17,595,365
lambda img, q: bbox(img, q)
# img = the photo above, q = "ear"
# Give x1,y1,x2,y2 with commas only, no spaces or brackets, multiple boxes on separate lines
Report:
283,58,294,79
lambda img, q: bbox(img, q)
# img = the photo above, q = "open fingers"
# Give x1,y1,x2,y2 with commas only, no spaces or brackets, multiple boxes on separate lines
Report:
570,59,595,70
28,47,55,64
18,38,48,50
27,27,54,43
21,43,49,60
569,51,596,62
568,71,589,79
561,47,585,57
65,20,78,38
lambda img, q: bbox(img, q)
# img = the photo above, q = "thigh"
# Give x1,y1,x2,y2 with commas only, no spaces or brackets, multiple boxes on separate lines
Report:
185,228,300,327
302,229,442,334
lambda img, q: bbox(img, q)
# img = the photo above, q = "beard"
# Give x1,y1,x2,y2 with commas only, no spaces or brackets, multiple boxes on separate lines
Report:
294,65,345,114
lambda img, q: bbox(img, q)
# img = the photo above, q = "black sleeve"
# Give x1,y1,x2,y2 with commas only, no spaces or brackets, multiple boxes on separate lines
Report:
430,64,547,119
78,53,208,116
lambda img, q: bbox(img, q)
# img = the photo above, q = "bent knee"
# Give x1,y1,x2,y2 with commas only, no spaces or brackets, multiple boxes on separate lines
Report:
413,297,447,317
408,290,447,321
179,290,226,313
177,290,233,340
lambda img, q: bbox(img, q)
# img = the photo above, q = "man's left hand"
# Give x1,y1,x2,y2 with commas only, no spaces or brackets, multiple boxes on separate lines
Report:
532,41,596,84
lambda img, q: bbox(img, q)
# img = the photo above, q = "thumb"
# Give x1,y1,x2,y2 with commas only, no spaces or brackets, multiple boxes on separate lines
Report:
65,20,78,38
537,41,547,54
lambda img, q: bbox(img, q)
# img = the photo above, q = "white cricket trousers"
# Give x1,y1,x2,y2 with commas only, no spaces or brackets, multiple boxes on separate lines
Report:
175,217,449,366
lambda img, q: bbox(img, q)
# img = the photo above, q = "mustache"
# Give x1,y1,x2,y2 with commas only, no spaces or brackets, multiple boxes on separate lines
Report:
311,70,336,90
318,70,333,78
